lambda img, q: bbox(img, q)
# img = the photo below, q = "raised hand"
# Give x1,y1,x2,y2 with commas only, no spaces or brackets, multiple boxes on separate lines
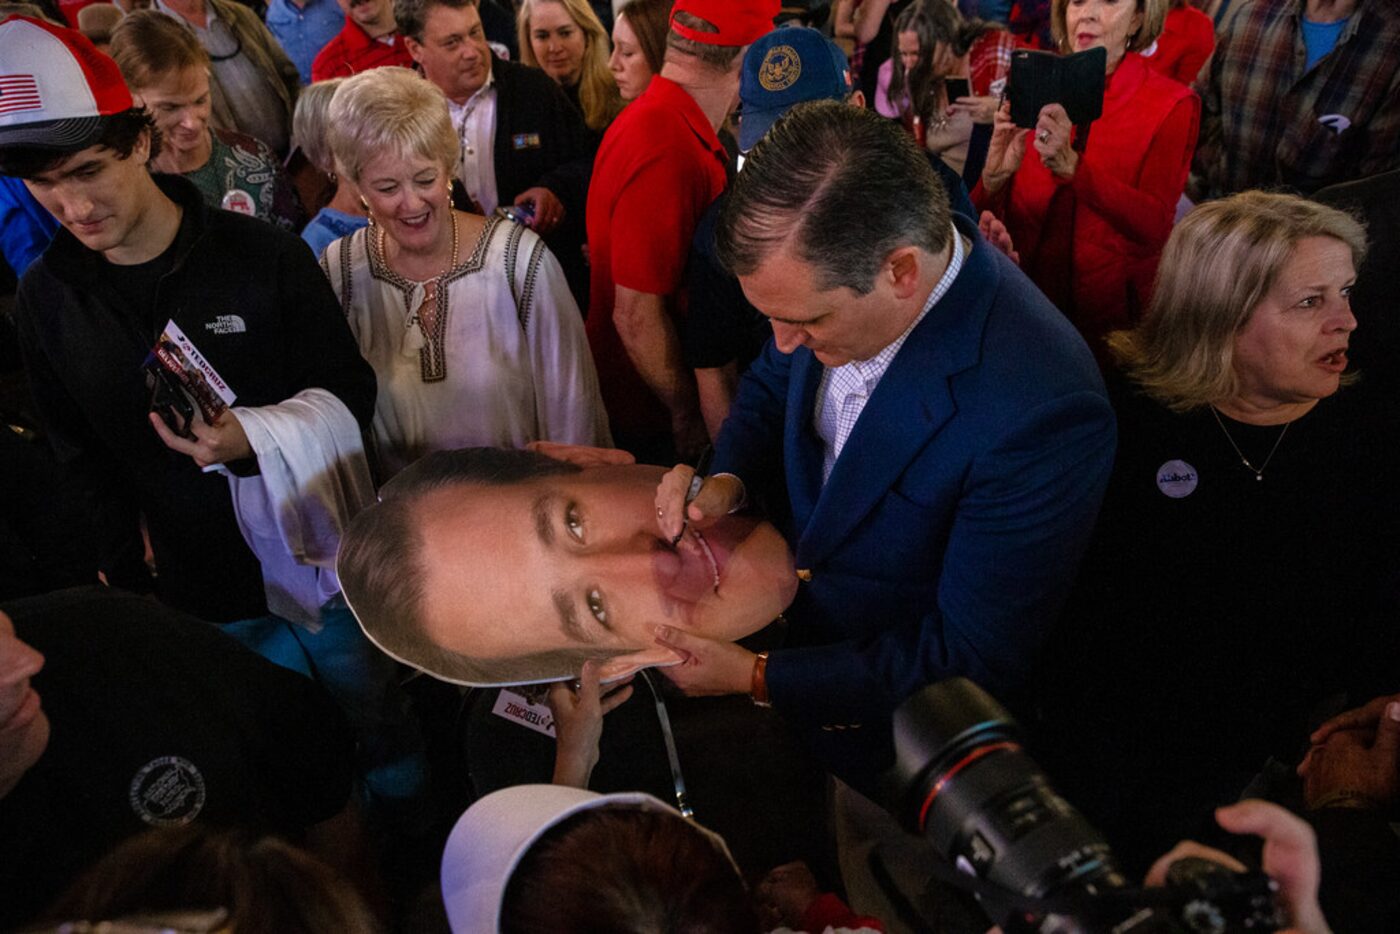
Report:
982,100,1030,195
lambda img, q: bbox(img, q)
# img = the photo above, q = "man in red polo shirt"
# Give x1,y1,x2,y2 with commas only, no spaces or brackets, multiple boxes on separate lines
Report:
585,0,775,464
311,0,411,81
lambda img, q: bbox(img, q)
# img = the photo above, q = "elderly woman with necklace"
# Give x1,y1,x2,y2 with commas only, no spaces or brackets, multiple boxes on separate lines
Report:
1034,192,1400,873
322,67,611,482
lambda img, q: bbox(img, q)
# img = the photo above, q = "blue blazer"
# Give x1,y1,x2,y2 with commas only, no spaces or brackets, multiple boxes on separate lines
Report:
714,214,1117,787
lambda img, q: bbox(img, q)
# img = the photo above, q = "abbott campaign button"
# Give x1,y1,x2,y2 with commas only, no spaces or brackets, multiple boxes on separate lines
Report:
1156,459,1198,499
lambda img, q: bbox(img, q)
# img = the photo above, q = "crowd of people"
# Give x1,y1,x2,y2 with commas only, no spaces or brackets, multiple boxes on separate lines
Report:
0,0,1398,931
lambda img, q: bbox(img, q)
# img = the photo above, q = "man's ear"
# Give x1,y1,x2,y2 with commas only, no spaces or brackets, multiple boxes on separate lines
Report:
596,645,681,683
886,245,925,300
404,35,425,65
132,127,153,166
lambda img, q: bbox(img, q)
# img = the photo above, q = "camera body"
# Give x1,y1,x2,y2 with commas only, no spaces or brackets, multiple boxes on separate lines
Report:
883,679,1285,933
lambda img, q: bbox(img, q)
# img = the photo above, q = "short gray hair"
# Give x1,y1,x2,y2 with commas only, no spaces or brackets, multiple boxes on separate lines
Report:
293,78,344,175
718,100,951,295
665,9,743,69
338,448,621,685
326,66,459,183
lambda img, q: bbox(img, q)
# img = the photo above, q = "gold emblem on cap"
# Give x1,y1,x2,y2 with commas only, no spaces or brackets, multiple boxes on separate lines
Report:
758,45,802,92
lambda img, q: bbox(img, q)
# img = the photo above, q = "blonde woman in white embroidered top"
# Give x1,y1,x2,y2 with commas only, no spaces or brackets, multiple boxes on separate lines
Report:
322,66,611,481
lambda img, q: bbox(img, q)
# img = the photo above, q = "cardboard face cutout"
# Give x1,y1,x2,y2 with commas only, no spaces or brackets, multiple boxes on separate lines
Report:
339,458,796,686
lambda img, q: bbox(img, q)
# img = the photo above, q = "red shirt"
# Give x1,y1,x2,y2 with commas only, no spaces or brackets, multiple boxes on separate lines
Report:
584,75,728,441
1143,5,1215,87
310,20,412,82
802,893,885,932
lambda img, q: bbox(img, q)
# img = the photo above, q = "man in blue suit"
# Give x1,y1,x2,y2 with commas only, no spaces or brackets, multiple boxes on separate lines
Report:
654,101,1116,794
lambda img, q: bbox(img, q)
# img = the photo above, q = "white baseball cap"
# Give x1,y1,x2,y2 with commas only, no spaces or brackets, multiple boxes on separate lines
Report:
0,15,134,149
441,785,734,933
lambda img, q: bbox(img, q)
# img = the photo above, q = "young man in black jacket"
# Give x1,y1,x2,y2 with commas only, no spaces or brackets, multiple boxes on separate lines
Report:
1,14,376,621
0,15,421,809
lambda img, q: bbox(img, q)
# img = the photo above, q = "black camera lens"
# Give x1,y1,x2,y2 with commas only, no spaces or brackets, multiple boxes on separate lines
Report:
887,679,1129,911
883,679,1283,934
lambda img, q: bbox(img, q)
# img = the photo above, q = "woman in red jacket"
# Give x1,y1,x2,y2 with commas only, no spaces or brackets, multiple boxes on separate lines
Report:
1143,0,1215,86
973,0,1199,360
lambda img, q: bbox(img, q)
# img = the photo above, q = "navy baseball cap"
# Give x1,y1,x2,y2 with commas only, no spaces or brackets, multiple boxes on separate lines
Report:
738,25,852,152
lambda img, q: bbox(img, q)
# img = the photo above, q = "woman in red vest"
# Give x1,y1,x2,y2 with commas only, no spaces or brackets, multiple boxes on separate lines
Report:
972,0,1199,361
1142,0,1215,87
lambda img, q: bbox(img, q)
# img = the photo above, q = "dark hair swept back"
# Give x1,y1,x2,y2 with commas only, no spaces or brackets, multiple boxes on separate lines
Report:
0,108,161,179
717,100,950,295
393,0,478,43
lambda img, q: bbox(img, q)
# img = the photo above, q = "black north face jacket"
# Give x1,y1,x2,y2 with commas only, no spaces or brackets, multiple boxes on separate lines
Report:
14,174,375,622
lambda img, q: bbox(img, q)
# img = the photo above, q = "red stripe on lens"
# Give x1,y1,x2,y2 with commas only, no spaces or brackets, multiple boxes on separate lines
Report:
916,741,1021,833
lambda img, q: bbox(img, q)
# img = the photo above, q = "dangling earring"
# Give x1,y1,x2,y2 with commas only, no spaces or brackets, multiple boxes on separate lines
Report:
360,196,376,226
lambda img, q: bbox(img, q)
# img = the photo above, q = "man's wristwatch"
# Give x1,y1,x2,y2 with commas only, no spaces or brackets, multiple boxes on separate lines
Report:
750,651,771,707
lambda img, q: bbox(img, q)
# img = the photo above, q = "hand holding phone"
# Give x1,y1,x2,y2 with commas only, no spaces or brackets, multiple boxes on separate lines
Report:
981,99,1031,194
146,365,196,441
949,93,1000,125
497,202,536,226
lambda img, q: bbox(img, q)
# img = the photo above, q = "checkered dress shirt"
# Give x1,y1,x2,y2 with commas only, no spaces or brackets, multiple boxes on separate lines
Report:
1193,0,1400,198
815,230,967,484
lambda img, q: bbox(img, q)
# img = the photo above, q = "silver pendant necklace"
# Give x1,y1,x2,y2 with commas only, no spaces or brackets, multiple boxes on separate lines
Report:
1210,406,1290,482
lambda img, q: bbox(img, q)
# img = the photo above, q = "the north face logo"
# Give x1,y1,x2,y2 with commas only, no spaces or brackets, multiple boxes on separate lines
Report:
205,315,246,334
